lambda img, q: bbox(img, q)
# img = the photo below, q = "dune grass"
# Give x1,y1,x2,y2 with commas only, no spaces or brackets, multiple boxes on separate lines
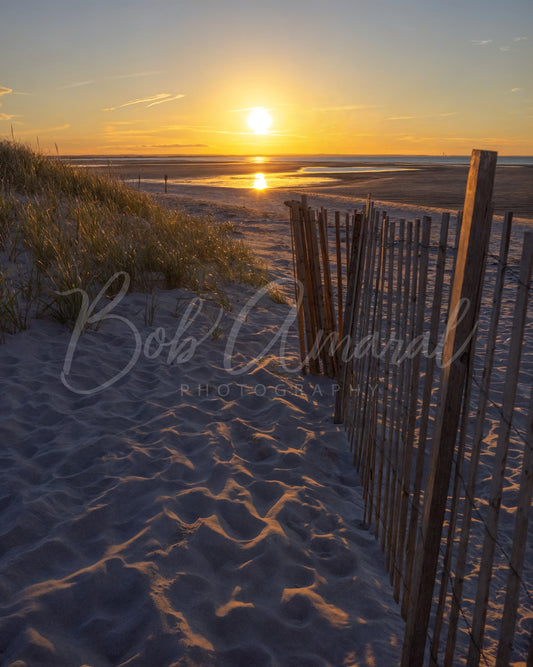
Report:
0,141,267,339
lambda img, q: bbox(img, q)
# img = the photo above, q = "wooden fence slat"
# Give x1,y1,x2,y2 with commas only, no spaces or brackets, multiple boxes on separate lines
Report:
444,210,514,665
401,149,498,667
305,207,330,374
287,202,308,371
351,209,378,462
335,211,343,336
376,222,396,550
445,210,463,314
335,212,365,423
497,376,533,665
346,212,351,267
342,211,365,432
391,219,416,595
298,203,321,373
431,329,478,664
363,213,388,525
402,211,450,618
371,216,391,531
287,201,317,373
358,210,381,474
467,230,533,666
394,216,431,604
318,209,337,376
386,218,406,571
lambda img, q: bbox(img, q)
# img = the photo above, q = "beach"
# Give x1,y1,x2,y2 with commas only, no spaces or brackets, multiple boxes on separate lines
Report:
0,159,411,666
2,0,532,661
0,278,406,666
75,156,533,220
1,154,532,666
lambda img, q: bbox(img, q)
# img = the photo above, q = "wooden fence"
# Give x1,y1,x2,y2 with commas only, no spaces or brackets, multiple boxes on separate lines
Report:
285,149,533,666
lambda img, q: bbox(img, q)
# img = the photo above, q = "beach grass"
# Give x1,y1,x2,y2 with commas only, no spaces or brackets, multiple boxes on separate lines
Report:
0,141,267,337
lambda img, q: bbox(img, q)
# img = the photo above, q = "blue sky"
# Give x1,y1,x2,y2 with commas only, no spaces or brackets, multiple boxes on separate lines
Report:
0,0,531,154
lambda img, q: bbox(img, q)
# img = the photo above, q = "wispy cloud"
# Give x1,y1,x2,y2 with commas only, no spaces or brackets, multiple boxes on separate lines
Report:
103,93,185,112
112,71,162,80
104,121,140,128
145,94,185,108
386,112,458,121
471,36,527,52
212,129,257,135
211,128,298,136
230,106,260,113
60,80,96,90
509,87,524,93
0,87,14,117
0,113,18,120
102,128,164,137
61,71,162,91
102,123,200,137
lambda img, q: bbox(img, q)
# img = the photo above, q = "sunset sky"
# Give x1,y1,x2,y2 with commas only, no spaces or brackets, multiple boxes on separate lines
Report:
0,0,532,155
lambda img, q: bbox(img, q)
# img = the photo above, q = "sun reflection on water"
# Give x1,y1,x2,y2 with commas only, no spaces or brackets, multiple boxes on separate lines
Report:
253,173,268,190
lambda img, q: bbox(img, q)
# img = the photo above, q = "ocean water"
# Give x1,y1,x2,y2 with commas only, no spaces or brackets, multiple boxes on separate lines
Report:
66,154,533,167
122,166,419,190
64,154,532,191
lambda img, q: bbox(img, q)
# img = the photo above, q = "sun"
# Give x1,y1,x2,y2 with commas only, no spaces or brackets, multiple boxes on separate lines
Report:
247,108,272,134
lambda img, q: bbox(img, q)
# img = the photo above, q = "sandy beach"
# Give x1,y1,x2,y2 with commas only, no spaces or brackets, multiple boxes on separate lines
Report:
0,168,411,665
1,155,531,665
0,279,406,666
2,0,532,661
79,158,533,220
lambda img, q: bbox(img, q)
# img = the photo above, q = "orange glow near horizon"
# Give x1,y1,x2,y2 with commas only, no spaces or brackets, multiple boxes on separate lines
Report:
1,1,532,157
5,87,533,157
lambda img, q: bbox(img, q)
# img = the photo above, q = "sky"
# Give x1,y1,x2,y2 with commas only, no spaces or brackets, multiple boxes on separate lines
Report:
0,0,532,155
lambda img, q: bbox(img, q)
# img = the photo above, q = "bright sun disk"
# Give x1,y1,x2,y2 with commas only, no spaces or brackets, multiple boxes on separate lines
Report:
248,108,272,134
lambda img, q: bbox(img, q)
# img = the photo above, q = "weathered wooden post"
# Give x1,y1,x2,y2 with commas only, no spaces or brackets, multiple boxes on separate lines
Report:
401,149,498,667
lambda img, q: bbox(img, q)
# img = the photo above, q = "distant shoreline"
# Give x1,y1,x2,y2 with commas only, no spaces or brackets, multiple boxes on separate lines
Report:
62,154,533,165
66,156,533,220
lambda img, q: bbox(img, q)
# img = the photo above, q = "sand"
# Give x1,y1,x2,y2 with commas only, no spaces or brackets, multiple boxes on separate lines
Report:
0,168,531,665
84,158,533,219
0,193,407,665
0,284,406,666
